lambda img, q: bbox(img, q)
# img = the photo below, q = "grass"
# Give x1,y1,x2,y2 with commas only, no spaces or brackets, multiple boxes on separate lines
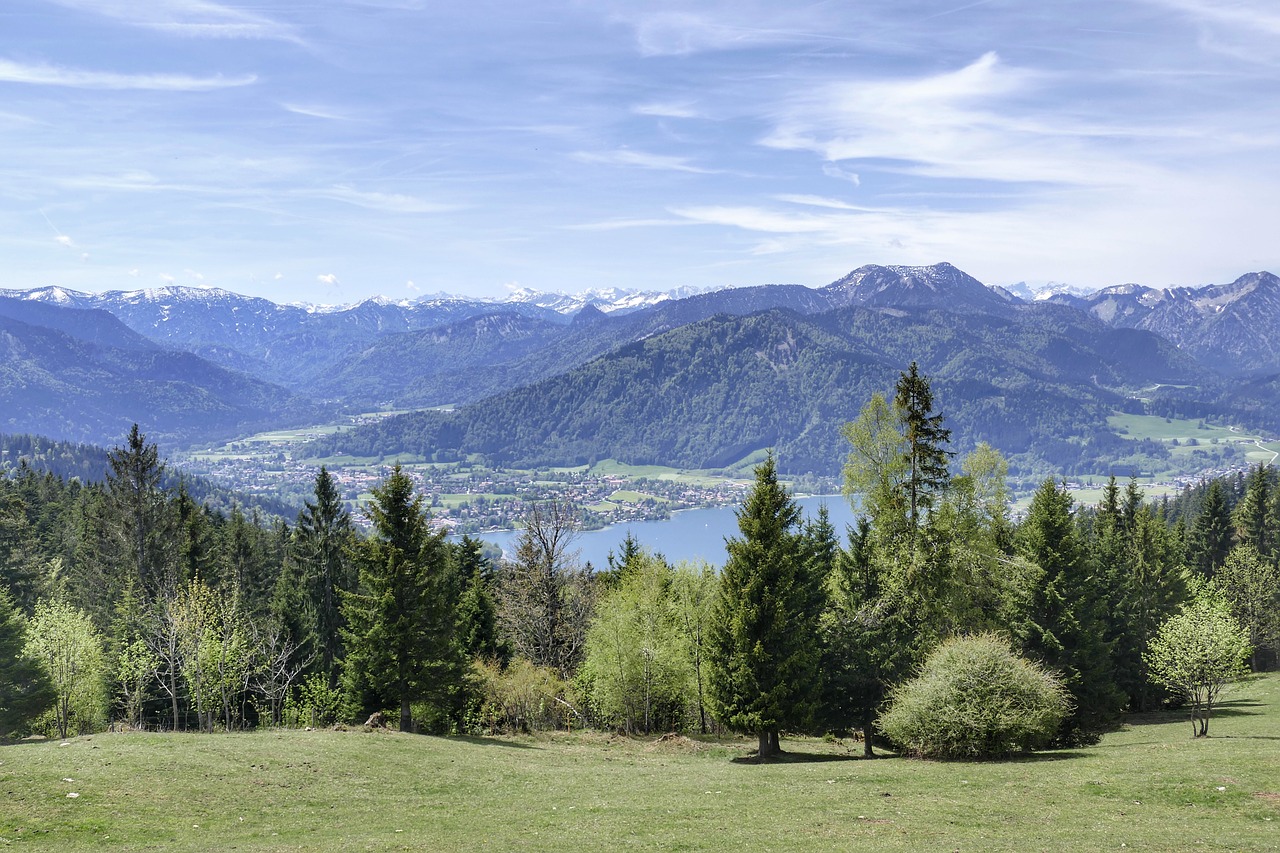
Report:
4,675,1278,851
1106,413,1250,443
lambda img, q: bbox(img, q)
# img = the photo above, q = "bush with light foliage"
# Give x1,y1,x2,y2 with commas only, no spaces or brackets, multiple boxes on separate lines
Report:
878,634,1071,759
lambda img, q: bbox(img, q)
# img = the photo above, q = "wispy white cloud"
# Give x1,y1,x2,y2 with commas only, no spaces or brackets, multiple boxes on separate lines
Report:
1141,0,1280,36
620,7,861,57
317,273,339,286
1138,0,1280,64
281,103,361,121
773,195,863,211
0,59,256,91
306,185,457,214
44,0,301,42
633,101,704,119
822,164,860,185
565,218,695,231
574,149,715,174
762,52,1176,189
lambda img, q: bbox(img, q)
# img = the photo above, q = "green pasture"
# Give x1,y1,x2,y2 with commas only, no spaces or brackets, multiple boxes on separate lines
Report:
1107,413,1255,444
4,675,1277,851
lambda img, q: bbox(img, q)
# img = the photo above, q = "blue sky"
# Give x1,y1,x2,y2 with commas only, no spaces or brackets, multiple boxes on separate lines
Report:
2,0,1278,304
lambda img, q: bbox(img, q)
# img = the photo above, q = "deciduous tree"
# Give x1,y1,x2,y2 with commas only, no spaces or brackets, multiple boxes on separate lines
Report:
23,598,107,738
1145,590,1251,737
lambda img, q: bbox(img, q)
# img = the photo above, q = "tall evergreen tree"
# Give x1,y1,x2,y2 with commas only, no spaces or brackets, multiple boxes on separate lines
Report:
1189,479,1234,577
105,425,175,600
451,535,505,664
894,362,953,531
1233,464,1272,557
341,467,460,732
292,467,355,683
709,453,820,760
1017,478,1125,744
0,588,54,734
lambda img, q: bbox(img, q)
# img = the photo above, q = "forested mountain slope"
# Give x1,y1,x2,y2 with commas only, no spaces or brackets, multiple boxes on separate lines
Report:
0,312,312,446
316,302,1212,476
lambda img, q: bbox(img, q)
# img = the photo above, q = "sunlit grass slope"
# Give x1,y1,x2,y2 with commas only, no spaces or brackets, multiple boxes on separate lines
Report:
3,674,1277,851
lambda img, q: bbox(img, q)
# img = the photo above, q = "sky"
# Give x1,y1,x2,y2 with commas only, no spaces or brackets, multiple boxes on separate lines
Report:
2,0,1279,304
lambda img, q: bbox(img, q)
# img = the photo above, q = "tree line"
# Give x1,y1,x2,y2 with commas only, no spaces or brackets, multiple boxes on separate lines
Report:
2,365,1275,755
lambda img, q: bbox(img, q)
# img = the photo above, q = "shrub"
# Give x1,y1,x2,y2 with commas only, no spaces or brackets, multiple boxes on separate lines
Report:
471,658,575,733
878,634,1071,759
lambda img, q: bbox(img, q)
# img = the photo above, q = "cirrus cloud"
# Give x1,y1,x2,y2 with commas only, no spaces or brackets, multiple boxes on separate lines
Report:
0,59,256,91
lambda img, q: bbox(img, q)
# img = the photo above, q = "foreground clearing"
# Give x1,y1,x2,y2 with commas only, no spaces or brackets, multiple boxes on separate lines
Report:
3,675,1278,851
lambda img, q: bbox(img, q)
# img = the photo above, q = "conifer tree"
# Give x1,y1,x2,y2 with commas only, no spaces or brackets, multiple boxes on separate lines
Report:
1233,464,1272,557
289,467,355,684
105,425,175,600
1017,478,1125,744
342,467,459,731
0,589,53,735
894,362,953,531
1189,479,1234,577
451,536,505,664
709,453,820,760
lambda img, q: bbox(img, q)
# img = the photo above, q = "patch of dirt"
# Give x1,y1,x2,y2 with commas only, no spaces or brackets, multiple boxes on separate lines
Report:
1253,792,1280,807
645,733,708,754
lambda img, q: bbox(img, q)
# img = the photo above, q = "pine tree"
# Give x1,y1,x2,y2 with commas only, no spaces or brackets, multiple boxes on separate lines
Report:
894,362,953,530
293,467,355,683
1017,478,1125,744
105,425,175,600
1233,464,1272,557
1189,479,1234,577
341,467,459,731
709,453,820,760
0,589,54,735
451,536,505,664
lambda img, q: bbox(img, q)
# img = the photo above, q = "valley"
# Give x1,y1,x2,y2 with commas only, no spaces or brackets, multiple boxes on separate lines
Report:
4,262,1280,518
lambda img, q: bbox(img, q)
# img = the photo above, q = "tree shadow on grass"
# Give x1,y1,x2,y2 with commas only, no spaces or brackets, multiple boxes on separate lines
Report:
1122,701,1263,728
448,735,541,750
731,750,865,765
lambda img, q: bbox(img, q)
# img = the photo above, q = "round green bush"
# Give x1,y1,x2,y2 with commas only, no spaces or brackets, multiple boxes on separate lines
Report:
878,634,1071,760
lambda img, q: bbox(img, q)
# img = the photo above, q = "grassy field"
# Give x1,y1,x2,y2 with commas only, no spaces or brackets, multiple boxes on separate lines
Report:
3,675,1278,851
1106,413,1249,443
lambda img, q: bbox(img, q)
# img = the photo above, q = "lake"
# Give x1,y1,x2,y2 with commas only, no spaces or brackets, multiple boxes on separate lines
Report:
465,495,858,569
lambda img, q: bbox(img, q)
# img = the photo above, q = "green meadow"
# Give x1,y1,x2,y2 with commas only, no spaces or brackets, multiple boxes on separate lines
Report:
4,674,1277,852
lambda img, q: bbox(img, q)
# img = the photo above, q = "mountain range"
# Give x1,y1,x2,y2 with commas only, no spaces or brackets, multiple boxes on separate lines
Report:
1,264,1277,476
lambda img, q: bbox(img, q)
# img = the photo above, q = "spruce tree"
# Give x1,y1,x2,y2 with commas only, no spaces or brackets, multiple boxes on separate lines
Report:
709,453,820,760
341,467,459,731
0,589,54,735
292,468,355,683
105,425,174,600
1233,464,1272,557
1189,479,1234,577
894,362,952,530
1017,478,1125,744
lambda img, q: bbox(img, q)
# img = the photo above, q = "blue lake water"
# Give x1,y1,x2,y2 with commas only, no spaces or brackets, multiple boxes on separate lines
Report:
466,495,858,569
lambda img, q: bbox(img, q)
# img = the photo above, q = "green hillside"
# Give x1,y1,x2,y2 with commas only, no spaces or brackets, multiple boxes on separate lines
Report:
316,303,1223,477
5,674,1277,851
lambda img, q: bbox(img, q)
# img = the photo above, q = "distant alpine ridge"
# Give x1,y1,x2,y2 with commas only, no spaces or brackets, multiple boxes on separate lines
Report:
2,263,1277,475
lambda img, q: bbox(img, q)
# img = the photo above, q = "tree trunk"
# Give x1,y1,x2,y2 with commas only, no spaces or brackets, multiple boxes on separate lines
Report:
401,697,412,733
757,730,775,760
863,711,877,758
